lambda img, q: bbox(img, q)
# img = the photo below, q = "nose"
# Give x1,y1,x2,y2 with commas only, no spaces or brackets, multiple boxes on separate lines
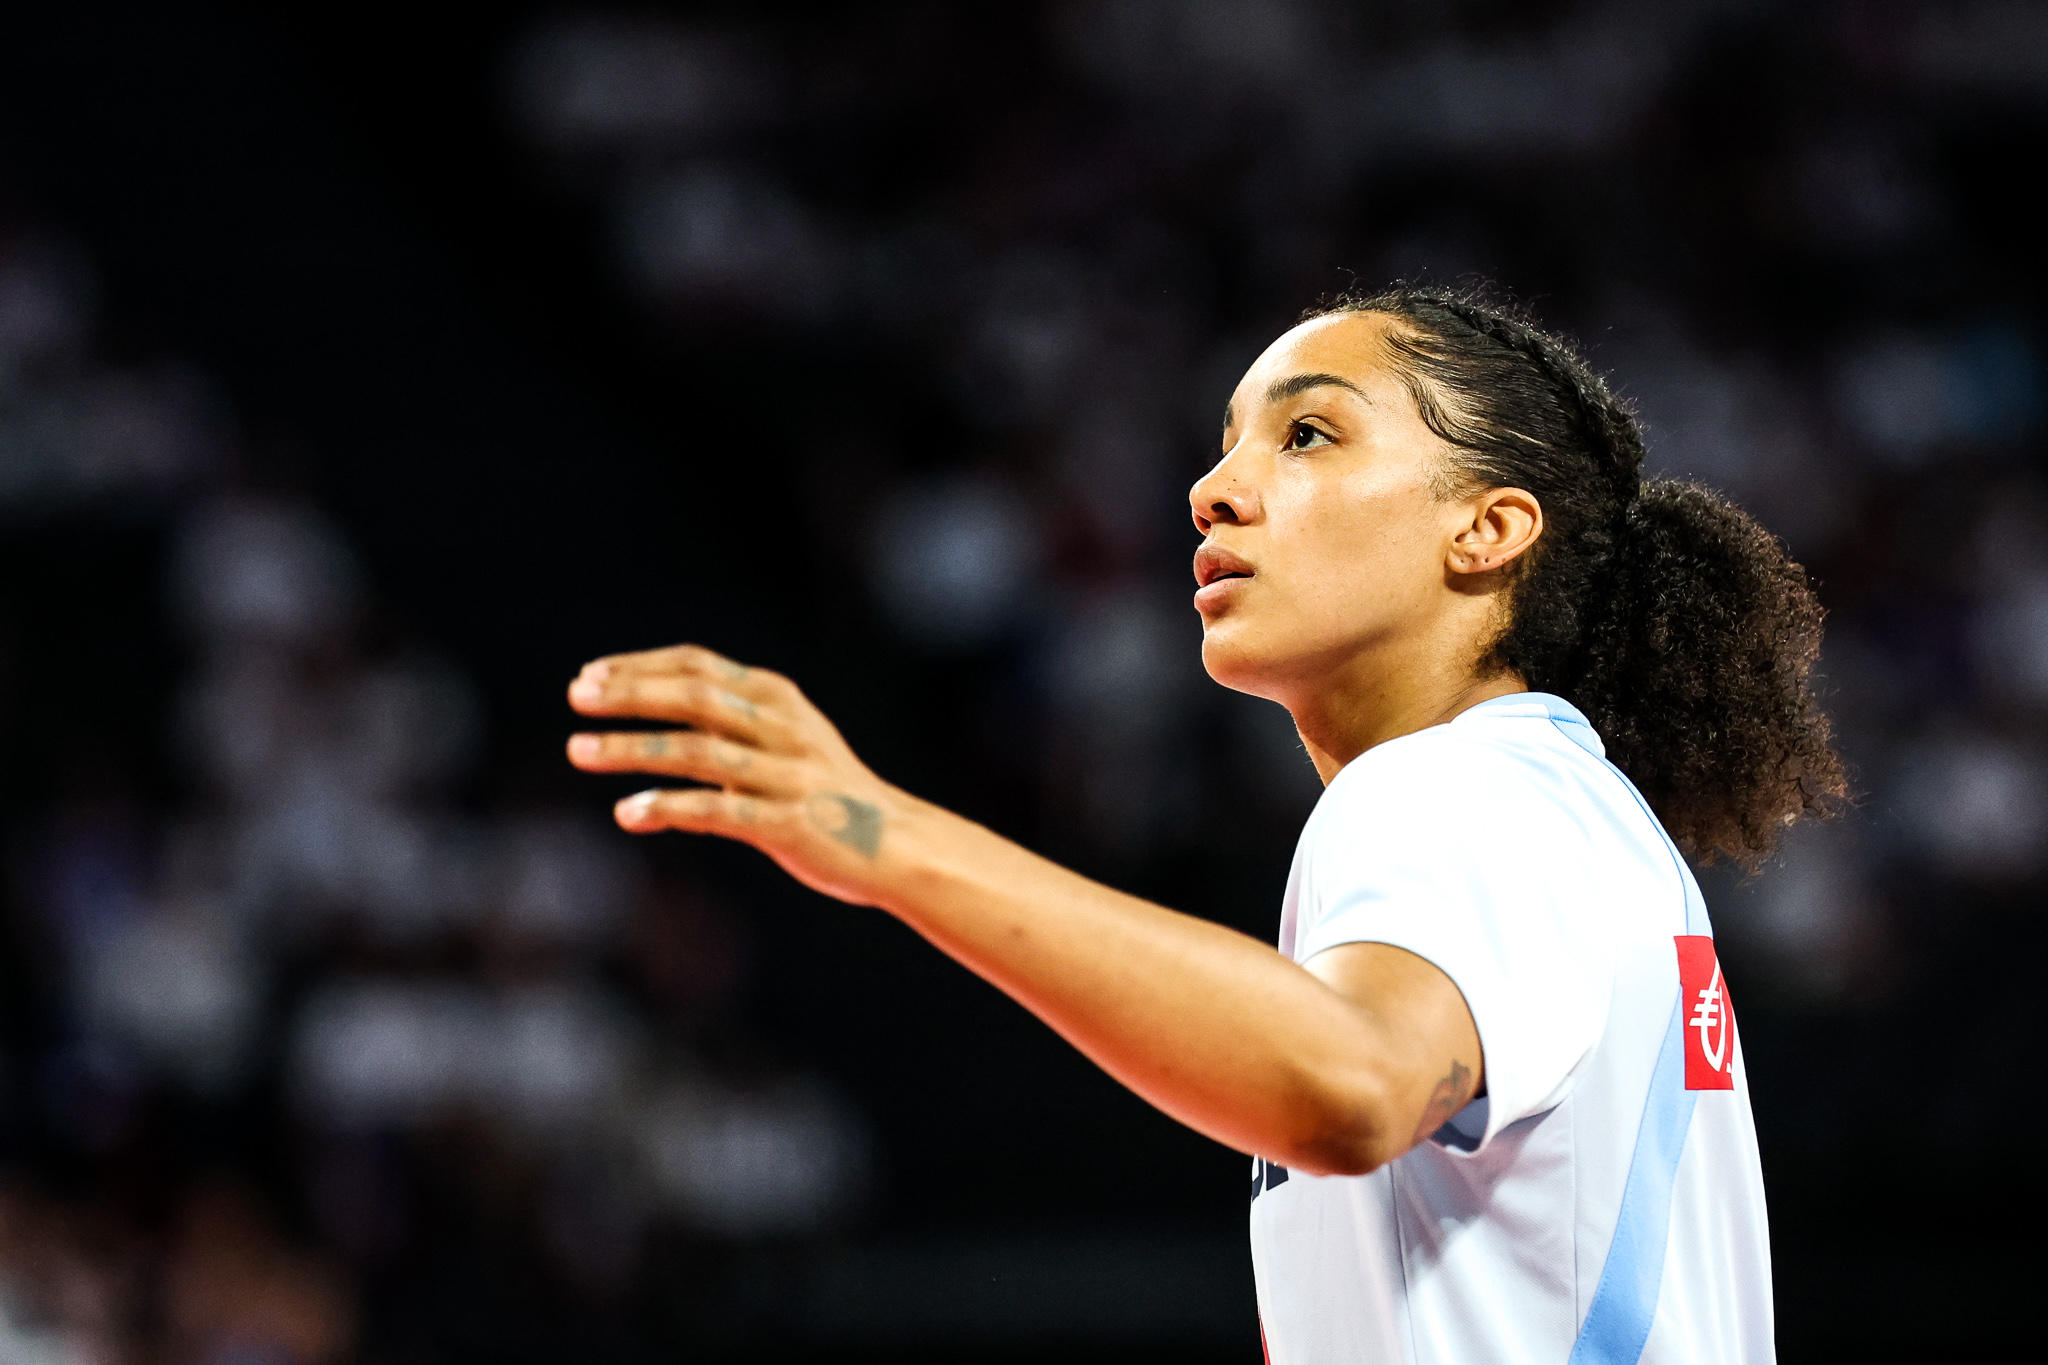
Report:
1190,451,1258,535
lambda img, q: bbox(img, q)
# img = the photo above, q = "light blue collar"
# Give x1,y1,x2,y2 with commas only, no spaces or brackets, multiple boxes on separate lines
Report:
1452,689,1590,727
1452,690,1603,756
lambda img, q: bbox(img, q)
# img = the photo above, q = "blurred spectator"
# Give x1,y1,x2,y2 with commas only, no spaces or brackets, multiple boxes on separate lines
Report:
161,1183,355,1365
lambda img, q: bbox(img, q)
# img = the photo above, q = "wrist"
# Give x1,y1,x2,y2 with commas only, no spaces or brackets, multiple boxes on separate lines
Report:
869,786,975,921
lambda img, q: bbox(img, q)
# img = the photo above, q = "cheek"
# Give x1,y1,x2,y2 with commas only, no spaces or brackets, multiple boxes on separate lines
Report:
1281,487,1442,621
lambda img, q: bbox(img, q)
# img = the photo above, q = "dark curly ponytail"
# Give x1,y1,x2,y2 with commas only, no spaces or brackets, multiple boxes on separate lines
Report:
1314,285,1847,869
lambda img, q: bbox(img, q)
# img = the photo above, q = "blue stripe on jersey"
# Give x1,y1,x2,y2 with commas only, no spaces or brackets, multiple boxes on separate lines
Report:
1566,995,1699,1364
1515,699,1720,1358
1546,700,1712,1363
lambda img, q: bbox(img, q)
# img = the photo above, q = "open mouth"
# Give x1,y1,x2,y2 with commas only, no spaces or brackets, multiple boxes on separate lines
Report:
1194,544,1257,588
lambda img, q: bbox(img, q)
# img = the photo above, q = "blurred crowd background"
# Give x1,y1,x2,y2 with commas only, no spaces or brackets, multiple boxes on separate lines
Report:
0,1,2042,1361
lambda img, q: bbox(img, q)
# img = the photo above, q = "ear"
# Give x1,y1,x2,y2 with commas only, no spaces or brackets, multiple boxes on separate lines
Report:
1446,487,1543,576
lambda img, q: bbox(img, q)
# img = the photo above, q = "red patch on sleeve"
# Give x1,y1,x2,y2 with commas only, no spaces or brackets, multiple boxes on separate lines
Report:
1675,935,1736,1091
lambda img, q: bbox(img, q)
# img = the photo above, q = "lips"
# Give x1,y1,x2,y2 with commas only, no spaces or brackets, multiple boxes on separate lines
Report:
1194,543,1256,588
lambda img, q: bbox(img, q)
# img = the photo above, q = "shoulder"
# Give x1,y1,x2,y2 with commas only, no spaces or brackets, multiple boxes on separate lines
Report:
1303,707,1645,902
1319,711,1589,833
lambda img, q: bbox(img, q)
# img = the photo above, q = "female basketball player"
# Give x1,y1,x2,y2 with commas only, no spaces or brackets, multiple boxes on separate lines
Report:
566,286,1843,1362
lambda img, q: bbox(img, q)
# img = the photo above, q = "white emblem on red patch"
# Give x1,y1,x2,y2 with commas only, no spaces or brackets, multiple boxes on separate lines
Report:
1675,935,1735,1091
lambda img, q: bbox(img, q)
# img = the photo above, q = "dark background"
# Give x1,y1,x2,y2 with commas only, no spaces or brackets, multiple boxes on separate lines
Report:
1,2,2042,1361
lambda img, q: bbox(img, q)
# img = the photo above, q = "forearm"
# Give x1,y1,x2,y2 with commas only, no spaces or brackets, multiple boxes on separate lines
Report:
879,792,1391,1173
564,644,1418,1173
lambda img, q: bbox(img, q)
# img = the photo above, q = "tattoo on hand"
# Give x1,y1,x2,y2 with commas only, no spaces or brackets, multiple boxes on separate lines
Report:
719,660,751,682
720,690,757,717
643,734,668,757
1411,1058,1473,1147
807,792,882,858
735,797,760,824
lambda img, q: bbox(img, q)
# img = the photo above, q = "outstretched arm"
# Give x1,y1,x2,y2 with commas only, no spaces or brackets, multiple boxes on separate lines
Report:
567,643,1480,1176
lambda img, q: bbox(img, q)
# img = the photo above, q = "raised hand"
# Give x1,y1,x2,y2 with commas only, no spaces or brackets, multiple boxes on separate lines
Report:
566,644,921,907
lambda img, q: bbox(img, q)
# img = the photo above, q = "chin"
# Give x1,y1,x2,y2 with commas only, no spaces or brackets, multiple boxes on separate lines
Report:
1200,628,1285,700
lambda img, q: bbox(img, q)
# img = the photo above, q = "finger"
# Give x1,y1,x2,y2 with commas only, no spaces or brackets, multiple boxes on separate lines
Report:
614,786,781,839
578,642,748,680
575,645,793,708
568,672,789,746
570,653,801,722
566,730,804,795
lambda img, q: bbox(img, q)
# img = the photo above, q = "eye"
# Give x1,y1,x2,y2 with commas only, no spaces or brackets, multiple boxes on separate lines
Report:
1285,421,1333,451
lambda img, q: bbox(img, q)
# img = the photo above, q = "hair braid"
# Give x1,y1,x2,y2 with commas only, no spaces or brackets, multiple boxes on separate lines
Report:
1403,291,1645,511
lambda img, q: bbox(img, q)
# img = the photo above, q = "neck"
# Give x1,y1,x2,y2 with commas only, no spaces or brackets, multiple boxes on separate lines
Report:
1289,657,1529,786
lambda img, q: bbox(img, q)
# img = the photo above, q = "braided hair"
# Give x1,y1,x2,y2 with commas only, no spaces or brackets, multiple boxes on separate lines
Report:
1313,284,1847,869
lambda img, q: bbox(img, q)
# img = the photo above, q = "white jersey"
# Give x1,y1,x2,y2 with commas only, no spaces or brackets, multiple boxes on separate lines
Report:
1248,692,1773,1365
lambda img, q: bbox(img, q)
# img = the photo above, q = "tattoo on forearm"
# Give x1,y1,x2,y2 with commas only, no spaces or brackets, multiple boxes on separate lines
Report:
806,792,882,858
1411,1058,1473,1147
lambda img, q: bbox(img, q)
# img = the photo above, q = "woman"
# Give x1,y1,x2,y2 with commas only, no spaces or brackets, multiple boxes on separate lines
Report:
566,286,1843,1363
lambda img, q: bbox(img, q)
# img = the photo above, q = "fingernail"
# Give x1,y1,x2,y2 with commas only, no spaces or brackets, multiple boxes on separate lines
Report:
568,735,601,762
619,790,658,823
570,677,603,706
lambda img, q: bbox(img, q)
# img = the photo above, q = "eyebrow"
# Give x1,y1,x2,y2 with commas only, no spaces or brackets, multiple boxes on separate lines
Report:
1266,372,1370,405
1222,372,1371,434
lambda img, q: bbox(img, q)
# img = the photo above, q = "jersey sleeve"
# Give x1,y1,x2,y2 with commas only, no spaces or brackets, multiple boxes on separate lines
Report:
1295,730,1616,1154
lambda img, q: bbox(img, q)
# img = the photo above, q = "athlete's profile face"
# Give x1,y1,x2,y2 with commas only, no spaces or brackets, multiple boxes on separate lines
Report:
1190,311,1482,701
